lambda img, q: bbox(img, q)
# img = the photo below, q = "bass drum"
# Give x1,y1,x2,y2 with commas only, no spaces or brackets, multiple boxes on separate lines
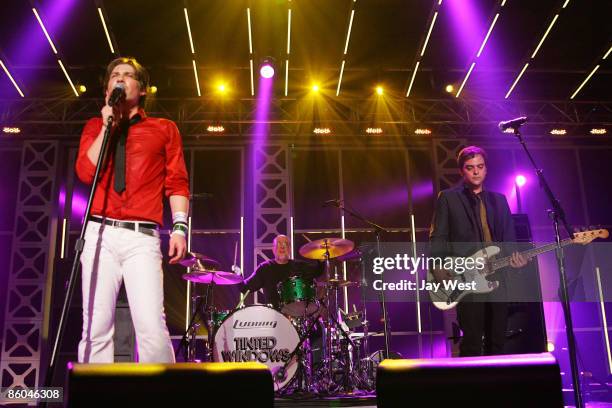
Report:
213,305,300,391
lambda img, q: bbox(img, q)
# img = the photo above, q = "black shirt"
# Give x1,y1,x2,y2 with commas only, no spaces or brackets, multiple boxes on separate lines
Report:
243,259,324,308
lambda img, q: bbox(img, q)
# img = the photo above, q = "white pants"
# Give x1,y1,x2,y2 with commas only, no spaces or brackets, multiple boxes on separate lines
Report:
78,221,175,363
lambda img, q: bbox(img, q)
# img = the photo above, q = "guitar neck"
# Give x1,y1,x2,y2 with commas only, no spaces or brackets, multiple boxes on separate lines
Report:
490,238,574,271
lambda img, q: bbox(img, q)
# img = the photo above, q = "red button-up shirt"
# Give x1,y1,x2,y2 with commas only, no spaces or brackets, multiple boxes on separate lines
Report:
76,110,190,226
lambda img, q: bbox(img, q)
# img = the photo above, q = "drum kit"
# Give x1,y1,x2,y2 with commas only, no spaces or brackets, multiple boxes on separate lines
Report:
179,237,378,395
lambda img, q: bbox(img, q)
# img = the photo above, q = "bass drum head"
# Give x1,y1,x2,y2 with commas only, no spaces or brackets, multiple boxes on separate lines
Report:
213,305,300,391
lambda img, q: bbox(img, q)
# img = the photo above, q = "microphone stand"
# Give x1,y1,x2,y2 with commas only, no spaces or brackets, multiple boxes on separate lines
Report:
42,115,115,397
512,127,583,408
332,201,393,360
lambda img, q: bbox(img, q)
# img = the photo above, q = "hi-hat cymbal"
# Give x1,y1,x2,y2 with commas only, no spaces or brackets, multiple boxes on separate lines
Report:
182,270,243,285
179,252,221,270
299,238,354,260
317,278,358,288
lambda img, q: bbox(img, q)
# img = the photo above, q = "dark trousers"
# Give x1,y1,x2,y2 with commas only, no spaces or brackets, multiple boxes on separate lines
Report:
457,297,508,356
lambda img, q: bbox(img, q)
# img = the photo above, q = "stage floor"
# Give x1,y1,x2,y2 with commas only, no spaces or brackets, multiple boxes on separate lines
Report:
275,392,376,407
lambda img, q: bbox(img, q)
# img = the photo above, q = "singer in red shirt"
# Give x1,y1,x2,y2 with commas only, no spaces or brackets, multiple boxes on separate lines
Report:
75,57,190,363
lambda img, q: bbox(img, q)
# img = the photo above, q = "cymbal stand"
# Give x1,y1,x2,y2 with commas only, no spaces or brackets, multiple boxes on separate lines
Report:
203,280,217,362
187,294,203,362
273,312,320,394
321,243,337,392
175,293,205,361
318,287,370,393
357,254,375,390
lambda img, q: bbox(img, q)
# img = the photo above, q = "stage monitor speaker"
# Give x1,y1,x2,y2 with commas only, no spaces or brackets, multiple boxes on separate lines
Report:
66,362,273,406
377,353,563,408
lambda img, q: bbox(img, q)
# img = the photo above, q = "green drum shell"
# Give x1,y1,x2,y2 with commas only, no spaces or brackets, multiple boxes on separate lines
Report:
278,276,318,316
212,310,230,328
279,276,316,303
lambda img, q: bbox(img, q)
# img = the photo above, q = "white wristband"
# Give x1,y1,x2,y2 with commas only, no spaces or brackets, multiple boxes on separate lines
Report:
172,211,188,225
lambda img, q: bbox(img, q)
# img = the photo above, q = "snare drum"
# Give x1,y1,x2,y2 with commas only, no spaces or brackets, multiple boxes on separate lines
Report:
213,305,300,391
278,276,319,317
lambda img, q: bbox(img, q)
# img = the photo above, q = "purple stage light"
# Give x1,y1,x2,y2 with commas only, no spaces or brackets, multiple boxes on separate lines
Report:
260,64,274,79
515,174,527,187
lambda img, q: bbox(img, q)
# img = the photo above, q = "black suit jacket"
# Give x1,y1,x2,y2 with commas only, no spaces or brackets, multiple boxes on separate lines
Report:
429,185,518,260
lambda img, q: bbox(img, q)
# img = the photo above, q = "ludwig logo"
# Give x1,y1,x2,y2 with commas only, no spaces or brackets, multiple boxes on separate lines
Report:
233,319,278,329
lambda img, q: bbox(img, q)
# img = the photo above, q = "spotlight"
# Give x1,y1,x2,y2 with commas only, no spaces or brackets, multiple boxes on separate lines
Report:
313,127,331,134
149,85,158,94
515,175,527,187
78,84,87,94
2,127,21,134
260,58,275,79
590,128,607,135
217,83,227,93
376,86,383,96
550,129,566,135
207,125,225,133
445,84,454,93
547,342,555,352
366,127,383,134
414,128,432,135
311,84,320,92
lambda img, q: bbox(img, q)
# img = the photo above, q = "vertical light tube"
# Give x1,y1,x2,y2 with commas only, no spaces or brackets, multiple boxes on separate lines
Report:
290,216,295,258
411,214,422,333
341,215,348,313
185,216,192,331
60,218,67,259
240,216,244,278
596,267,612,373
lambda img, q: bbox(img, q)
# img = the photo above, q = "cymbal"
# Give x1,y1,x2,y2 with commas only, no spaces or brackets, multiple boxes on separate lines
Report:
335,248,362,262
299,238,354,260
182,270,243,285
179,252,221,270
317,278,358,288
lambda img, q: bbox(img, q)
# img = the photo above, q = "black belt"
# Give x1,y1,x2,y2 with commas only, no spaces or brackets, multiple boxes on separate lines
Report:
89,216,159,237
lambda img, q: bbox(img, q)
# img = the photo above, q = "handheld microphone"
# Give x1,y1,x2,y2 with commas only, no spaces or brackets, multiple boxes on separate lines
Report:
108,83,126,107
498,116,527,132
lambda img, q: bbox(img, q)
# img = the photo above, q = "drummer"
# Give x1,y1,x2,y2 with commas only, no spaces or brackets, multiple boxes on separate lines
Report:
242,234,323,309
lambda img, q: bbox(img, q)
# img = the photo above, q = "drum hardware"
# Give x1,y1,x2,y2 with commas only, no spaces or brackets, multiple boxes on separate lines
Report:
182,268,244,285
294,237,375,395
179,251,221,270
315,299,363,394
175,294,207,362
272,314,321,395
339,306,363,329
179,264,244,362
317,278,358,288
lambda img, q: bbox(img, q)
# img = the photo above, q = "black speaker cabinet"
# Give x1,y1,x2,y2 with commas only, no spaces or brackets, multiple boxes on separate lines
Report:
66,362,274,406
377,353,563,407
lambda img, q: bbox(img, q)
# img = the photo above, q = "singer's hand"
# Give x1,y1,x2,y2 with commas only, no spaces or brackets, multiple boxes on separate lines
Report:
100,105,116,127
168,233,187,264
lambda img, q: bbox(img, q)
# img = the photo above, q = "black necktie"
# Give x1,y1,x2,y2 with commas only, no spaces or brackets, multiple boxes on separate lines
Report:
113,114,141,194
